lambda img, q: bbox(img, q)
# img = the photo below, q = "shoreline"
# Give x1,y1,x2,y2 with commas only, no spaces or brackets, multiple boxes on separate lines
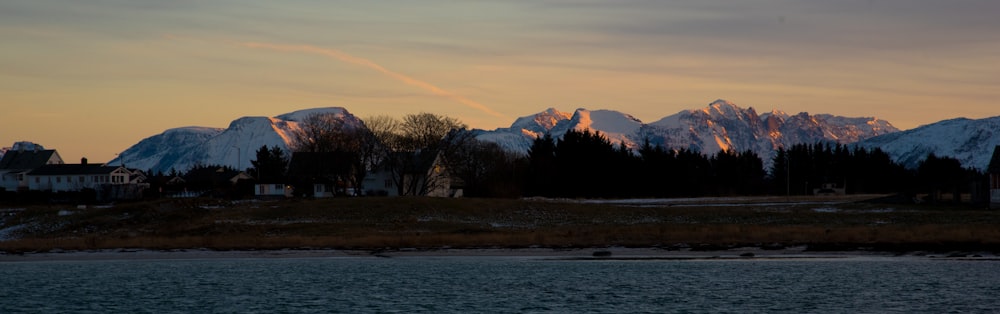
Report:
2,246,997,262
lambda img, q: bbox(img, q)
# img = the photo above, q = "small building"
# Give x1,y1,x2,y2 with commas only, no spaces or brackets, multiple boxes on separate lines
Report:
181,166,253,198
813,182,846,196
254,182,292,198
286,152,355,198
147,174,188,198
988,146,1000,209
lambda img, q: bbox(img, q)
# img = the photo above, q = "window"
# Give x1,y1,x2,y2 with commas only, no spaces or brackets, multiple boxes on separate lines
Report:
274,184,283,190
56,177,61,183
385,179,392,188
79,176,85,182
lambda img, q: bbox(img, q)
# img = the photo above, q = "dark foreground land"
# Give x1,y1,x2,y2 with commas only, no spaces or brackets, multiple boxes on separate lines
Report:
1,195,999,255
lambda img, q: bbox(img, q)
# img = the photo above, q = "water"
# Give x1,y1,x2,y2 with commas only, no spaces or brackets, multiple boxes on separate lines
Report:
2,256,998,313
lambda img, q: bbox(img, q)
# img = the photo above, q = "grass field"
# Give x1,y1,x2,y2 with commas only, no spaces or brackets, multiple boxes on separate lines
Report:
2,196,999,253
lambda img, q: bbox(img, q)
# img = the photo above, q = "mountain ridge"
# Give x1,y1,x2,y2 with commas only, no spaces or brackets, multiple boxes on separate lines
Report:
105,100,999,173
856,116,1000,170
109,107,361,173
474,99,899,169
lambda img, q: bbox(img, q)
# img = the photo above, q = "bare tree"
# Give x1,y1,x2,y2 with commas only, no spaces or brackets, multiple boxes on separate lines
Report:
447,139,521,197
377,113,469,196
362,114,401,154
290,113,360,153
398,113,467,151
288,113,367,194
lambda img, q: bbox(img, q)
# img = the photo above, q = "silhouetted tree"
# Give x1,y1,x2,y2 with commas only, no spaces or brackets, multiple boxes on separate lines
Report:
712,149,765,195
553,129,619,197
450,140,523,197
526,134,557,197
917,154,966,202
249,145,288,182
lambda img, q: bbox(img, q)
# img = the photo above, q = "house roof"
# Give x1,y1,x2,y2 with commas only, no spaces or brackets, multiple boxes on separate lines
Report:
988,145,1000,173
0,149,61,170
183,166,246,182
28,164,121,176
394,151,440,175
286,152,355,177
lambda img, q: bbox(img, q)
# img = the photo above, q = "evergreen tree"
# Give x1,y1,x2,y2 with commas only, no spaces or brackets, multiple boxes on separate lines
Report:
526,134,557,197
249,145,288,181
917,154,965,202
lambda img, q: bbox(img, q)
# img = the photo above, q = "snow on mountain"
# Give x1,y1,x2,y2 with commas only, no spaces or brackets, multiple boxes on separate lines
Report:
476,99,897,167
507,107,572,138
473,108,573,153
475,108,642,153
107,127,223,172
760,111,897,146
646,99,772,155
551,109,644,149
110,108,361,173
857,116,1000,170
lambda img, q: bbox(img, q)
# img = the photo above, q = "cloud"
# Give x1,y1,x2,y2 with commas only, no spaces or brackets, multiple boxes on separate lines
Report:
239,41,506,119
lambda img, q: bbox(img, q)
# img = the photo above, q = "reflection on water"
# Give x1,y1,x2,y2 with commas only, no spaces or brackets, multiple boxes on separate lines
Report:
2,257,998,313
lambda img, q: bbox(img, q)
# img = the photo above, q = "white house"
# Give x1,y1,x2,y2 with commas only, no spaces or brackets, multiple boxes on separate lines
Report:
0,147,64,192
255,183,292,198
26,159,132,192
365,151,461,197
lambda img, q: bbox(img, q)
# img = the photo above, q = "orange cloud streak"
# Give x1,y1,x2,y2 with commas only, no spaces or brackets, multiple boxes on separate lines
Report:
240,41,505,119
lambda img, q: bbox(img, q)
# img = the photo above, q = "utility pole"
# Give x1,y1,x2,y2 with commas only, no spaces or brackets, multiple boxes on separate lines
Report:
786,153,790,199
233,146,241,171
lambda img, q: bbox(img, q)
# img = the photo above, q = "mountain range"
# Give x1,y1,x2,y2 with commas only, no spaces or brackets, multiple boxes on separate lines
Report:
475,99,898,163
100,100,998,173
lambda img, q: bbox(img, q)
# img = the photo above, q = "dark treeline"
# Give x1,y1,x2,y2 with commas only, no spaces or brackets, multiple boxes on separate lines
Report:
772,143,985,202
771,143,909,196
520,129,986,202
524,130,766,198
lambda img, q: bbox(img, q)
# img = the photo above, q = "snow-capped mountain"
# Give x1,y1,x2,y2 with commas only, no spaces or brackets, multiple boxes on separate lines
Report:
475,100,898,165
857,116,1000,170
555,109,644,149
474,108,645,153
108,127,223,171
109,108,361,173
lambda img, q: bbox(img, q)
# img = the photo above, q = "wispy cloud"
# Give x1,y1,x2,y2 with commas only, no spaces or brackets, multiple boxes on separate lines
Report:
239,41,506,119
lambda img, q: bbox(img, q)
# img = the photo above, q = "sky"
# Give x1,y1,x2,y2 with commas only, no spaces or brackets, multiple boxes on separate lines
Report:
2,0,999,163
